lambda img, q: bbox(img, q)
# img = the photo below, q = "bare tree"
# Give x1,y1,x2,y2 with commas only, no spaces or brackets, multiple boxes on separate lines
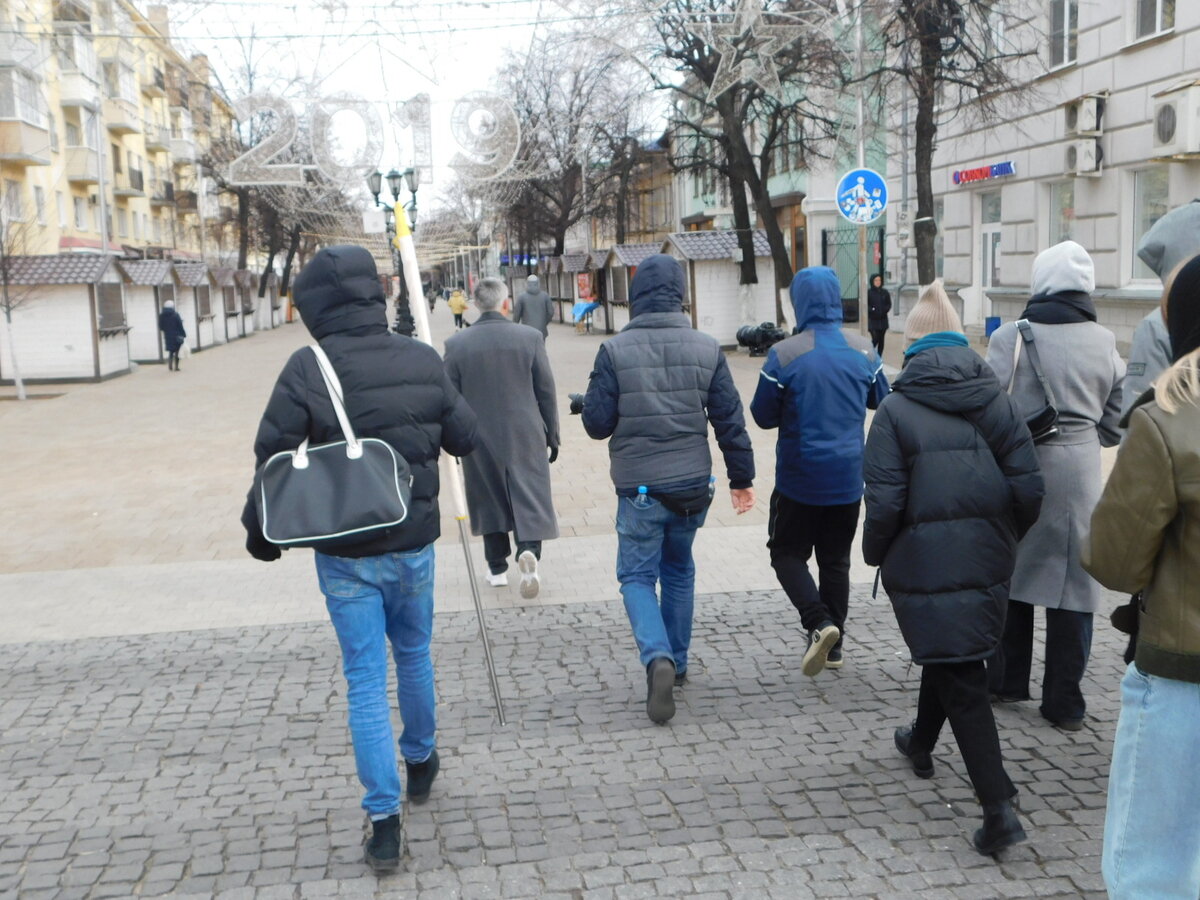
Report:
868,0,1037,285
0,206,43,400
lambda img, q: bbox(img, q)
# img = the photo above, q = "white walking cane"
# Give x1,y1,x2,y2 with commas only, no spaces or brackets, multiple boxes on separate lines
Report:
393,203,507,725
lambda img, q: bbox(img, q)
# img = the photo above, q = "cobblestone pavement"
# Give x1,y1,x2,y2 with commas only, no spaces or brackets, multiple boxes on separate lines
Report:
1,588,1123,899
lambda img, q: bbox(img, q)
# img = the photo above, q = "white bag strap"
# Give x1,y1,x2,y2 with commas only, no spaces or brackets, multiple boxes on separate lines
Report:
308,344,362,459
1007,326,1022,394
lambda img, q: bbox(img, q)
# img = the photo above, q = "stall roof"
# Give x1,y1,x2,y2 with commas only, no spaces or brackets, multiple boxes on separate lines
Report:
3,254,126,285
173,261,213,287
540,257,560,276
121,259,177,286
211,266,236,287
605,243,660,268
662,230,772,260
560,251,594,273
234,270,256,289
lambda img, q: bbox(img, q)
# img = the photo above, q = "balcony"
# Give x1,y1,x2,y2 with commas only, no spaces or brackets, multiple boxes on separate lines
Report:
170,135,196,163
175,189,197,211
0,30,39,71
0,120,50,165
112,167,145,197
103,97,140,134
59,69,100,110
65,146,99,183
149,181,174,206
144,124,169,152
167,79,189,112
141,66,165,98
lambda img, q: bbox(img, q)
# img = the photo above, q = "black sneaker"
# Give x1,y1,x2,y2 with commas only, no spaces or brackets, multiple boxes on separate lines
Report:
405,749,440,805
826,647,843,669
801,623,841,677
674,669,688,687
646,657,676,724
364,814,402,872
894,726,935,779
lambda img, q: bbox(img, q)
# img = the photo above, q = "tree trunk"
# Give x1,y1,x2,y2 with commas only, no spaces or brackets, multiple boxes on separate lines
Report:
280,223,302,297
913,16,941,287
236,187,251,271
3,306,25,401
258,220,282,297
727,169,758,286
615,168,629,244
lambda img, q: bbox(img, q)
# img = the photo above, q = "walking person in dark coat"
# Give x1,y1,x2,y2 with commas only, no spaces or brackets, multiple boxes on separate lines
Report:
867,274,892,357
240,246,478,873
581,254,755,724
514,274,555,338
444,277,559,598
158,299,186,371
750,266,889,677
863,282,1044,856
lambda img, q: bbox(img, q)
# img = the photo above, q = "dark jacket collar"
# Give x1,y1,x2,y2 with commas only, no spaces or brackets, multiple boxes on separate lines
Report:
1021,290,1097,324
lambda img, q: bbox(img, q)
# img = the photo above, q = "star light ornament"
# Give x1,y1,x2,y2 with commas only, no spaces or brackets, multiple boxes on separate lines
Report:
702,0,807,103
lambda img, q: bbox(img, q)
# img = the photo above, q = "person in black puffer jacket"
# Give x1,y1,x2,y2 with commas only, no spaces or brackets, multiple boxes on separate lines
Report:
863,283,1043,858
240,245,477,873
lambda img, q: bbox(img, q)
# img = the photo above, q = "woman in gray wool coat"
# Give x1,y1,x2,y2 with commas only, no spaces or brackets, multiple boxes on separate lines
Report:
985,240,1125,731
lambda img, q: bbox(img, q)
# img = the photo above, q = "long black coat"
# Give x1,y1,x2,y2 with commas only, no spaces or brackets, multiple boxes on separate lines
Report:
158,306,186,352
867,285,891,331
241,246,477,560
862,346,1044,664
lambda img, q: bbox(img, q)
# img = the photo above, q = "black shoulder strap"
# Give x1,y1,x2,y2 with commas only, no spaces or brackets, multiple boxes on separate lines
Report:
1016,319,1058,411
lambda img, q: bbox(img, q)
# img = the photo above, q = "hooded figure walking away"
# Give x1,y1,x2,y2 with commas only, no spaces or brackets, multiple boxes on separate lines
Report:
867,274,892,357
240,246,478,873
581,254,755,724
444,277,560,597
513,274,555,338
864,281,1044,857
1083,252,1200,900
158,299,186,370
750,266,889,677
984,241,1125,731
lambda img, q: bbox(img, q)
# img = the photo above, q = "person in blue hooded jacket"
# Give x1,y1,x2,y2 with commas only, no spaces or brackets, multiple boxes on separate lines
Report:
750,266,889,677
581,254,755,725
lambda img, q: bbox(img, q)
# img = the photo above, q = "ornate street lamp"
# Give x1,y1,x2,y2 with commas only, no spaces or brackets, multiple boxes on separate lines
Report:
385,168,404,203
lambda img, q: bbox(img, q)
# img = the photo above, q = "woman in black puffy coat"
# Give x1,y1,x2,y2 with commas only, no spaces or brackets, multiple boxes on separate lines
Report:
862,286,1044,857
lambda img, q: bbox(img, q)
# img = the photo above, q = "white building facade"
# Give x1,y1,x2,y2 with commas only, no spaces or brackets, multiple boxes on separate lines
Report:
884,0,1200,350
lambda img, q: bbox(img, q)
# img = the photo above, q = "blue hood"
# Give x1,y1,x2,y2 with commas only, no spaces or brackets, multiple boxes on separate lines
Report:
629,254,685,317
790,266,844,330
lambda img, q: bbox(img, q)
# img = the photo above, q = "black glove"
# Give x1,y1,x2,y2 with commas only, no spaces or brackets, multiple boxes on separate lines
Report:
568,393,584,415
246,530,282,562
548,445,559,464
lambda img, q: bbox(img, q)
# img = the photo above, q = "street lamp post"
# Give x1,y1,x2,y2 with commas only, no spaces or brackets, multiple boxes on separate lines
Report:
367,167,420,336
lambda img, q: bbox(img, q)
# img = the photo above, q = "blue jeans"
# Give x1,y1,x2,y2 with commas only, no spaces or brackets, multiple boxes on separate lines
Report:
1103,663,1200,899
615,494,708,674
315,545,437,820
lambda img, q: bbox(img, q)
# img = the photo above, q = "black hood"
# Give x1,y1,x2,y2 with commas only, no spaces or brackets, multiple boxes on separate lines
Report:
895,345,1001,414
293,245,388,340
629,254,685,317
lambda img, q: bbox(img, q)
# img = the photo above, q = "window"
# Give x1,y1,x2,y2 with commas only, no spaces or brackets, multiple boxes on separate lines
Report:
1049,0,1078,67
980,191,1002,288
1049,181,1075,243
111,144,121,173
0,69,47,128
116,207,127,237
97,282,125,329
196,284,211,317
33,186,44,225
223,285,237,313
132,212,140,239
48,113,58,152
65,120,80,146
1135,0,1175,39
56,191,66,227
152,216,161,242
73,195,86,229
1133,167,1169,279
4,180,22,221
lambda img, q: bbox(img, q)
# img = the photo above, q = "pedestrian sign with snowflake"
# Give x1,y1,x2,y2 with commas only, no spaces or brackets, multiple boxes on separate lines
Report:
836,168,888,225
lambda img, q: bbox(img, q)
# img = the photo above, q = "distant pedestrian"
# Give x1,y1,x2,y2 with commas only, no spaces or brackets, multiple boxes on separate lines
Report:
1083,253,1200,900
240,246,478,873
867,274,892,357
750,266,888,677
158,299,186,371
513,274,555,338
448,288,468,328
984,241,1125,731
444,277,559,598
581,254,755,724
864,281,1043,857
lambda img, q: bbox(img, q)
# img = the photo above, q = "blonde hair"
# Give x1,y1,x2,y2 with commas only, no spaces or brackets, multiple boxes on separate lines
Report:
1155,260,1200,414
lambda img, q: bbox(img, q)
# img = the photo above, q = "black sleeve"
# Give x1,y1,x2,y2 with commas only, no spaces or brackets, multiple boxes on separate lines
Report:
862,402,907,567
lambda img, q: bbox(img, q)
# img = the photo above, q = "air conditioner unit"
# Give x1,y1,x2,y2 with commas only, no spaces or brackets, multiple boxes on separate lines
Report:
1066,139,1102,177
1065,96,1104,136
1152,84,1200,157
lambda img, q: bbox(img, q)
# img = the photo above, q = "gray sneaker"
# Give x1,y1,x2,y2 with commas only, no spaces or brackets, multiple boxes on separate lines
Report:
646,657,676,724
801,623,841,677
517,550,540,599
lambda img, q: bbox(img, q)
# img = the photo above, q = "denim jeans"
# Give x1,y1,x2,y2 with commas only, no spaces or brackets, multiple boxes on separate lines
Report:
1103,663,1200,899
315,545,437,820
615,494,708,674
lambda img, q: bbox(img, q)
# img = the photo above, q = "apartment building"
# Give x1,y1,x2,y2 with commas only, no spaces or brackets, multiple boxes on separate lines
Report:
884,0,1200,349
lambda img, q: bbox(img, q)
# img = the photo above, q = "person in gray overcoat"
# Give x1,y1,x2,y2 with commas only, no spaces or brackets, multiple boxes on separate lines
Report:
444,277,560,599
984,240,1125,731
513,275,555,338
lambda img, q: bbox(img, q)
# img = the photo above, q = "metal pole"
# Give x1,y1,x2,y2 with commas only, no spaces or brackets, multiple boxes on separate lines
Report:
394,202,507,725
855,0,869,338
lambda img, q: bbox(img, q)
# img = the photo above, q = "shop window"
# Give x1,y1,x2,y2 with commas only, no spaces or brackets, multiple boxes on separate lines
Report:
1049,181,1075,243
196,284,211,317
97,282,125,329
1133,167,1169,279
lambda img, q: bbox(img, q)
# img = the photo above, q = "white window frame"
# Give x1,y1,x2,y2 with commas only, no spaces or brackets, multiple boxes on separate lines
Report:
1131,0,1174,42
0,68,47,129
1047,180,1076,245
116,207,127,237
73,195,87,230
4,179,22,222
33,185,44,225
1130,166,1170,283
56,190,66,228
1049,0,1078,68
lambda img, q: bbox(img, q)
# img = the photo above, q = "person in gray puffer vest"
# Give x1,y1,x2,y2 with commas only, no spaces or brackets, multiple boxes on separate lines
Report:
580,254,755,725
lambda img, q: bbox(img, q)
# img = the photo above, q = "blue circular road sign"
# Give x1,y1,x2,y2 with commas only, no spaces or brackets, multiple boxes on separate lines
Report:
836,168,888,225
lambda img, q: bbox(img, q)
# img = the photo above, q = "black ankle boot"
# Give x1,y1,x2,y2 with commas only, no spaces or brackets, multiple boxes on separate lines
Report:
364,814,402,872
973,800,1026,856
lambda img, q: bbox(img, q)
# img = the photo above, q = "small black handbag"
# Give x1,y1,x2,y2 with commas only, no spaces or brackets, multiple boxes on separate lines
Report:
1008,319,1060,445
253,345,412,550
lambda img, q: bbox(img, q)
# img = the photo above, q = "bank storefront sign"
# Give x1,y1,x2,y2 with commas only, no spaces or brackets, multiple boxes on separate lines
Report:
952,160,1016,185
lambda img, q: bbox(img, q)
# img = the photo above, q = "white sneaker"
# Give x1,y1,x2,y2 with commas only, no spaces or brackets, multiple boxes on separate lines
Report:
517,550,540,599
486,570,508,587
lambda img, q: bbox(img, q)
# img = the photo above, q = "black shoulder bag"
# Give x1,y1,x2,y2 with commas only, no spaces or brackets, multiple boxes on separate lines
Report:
1008,319,1060,445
